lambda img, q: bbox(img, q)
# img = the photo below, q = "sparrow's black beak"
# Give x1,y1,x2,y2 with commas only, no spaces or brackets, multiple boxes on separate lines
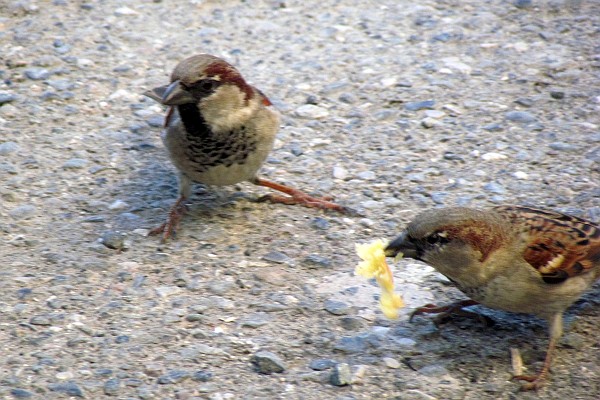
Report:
144,80,195,105
384,231,419,259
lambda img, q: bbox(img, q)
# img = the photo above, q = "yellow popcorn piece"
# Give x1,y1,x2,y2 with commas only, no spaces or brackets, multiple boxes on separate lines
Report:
355,240,404,319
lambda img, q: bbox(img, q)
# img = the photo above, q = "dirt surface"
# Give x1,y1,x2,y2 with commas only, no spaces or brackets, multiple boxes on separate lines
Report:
1,0,599,399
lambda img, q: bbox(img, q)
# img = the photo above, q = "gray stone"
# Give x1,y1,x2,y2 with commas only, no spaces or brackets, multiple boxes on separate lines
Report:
505,111,536,123
192,370,213,382
340,316,365,330
0,92,17,105
309,359,336,371
146,115,164,127
47,382,84,397
324,299,351,315
9,205,36,220
63,158,89,169
548,142,578,152
251,350,286,374
483,182,506,194
10,388,33,398
240,312,272,328
47,79,74,91
24,68,50,80
310,217,330,230
100,231,126,250
330,363,352,386
514,98,533,107
404,100,435,111
333,335,367,353
103,378,120,396
514,0,532,8
356,170,376,180
302,254,332,269
0,141,19,155
262,251,291,264
157,370,190,384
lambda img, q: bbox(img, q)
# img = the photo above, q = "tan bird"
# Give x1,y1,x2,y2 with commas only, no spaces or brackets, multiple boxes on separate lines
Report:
145,54,348,240
384,205,600,390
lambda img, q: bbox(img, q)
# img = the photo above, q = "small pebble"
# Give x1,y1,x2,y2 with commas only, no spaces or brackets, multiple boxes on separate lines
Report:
404,100,435,111
550,90,565,99
309,359,336,371
483,182,506,194
251,351,286,374
47,382,84,398
9,205,36,220
100,231,127,250
310,217,329,230
513,171,528,179
10,388,34,398
514,0,532,8
505,111,536,123
549,142,578,152
240,312,272,328
262,251,291,264
481,152,508,161
332,166,349,180
421,117,441,128
24,68,50,80
0,92,17,105
330,363,352,386
157,370,190,384
324,299,351,316
302,254,332,269
295,104,329,119
192,370,213,382
104,378,120,396
382,357,401,369
356,171,376,180
63,158,89,169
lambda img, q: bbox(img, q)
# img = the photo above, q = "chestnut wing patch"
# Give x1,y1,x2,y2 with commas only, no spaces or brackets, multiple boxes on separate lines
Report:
495,205,600,284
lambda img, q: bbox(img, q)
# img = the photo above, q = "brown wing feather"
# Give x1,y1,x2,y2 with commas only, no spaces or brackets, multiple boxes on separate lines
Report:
494,205,600,283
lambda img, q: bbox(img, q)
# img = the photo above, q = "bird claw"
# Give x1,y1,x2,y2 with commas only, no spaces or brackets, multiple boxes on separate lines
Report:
149,197,189,242
409,300,491,326
513,374,546,391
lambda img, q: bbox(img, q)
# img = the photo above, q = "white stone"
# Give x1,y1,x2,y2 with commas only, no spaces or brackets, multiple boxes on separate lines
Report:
108,200,129,210
383,357,401,369
513,171,528,179
115,6,138,16
294,104,329,119
481,152,508,161
332,166,349,180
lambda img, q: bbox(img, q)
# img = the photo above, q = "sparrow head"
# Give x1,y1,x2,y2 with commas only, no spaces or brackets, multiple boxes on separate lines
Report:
145,54,269,131
145,54,253,106
384,207,510,282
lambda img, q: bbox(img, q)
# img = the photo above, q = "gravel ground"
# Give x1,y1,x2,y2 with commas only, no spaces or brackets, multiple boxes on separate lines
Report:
1,0,599,399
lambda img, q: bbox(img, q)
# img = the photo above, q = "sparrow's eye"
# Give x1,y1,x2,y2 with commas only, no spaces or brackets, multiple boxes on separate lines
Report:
191,79,219,93
426,232,449,246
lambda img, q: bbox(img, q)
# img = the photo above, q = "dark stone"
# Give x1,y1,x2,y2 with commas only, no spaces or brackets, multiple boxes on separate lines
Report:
251,350,286,374
48,382,84,397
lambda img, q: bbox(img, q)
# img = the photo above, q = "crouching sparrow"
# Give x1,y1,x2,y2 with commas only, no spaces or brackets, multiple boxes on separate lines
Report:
145,54,348,240
384,205,600,390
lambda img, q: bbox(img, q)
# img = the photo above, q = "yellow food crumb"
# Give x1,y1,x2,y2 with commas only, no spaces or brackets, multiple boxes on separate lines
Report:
355,240,404,319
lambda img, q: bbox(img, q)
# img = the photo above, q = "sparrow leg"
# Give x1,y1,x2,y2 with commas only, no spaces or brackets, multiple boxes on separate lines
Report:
252,177,349,214
513,313,562,391
409,299,490,326
149,174,192,242
149,195,188,242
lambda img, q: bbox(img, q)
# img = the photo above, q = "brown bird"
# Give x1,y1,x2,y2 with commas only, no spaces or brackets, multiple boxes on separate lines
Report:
384,205,600,390
145,54,348,240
